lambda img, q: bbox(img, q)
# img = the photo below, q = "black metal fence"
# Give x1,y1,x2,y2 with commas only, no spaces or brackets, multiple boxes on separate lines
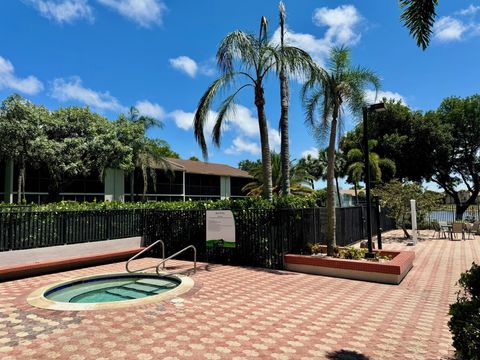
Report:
0,206,396,269
425,204,480,227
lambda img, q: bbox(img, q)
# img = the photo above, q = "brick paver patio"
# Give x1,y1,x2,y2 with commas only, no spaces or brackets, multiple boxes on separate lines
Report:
1,230,479,359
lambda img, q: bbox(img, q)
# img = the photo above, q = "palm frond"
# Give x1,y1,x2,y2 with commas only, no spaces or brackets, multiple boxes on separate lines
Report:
217,31,257,74
212,84,252,146
194,73,235,159
400,0,438,50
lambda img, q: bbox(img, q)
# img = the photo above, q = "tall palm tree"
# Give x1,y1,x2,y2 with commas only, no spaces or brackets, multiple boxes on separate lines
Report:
400,0,438,49
242,152,314,196
194,16,315,200
278,1,290,196
302,46,380,256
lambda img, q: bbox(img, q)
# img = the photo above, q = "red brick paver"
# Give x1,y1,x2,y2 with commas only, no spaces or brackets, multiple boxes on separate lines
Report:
1,231,478,360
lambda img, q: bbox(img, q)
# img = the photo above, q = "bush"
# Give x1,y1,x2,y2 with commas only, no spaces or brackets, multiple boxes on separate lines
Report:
449,262,480,359
0,195,319,212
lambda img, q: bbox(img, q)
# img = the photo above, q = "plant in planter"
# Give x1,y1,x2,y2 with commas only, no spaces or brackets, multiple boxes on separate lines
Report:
449,262,480,360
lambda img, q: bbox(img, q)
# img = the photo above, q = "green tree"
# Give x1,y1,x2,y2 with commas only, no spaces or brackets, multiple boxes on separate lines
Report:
297,149,346,207
42,106,131,201
374,180,442,238
428,95,480,219
188,156,200,161
115,108,171,201
345,139,396,198
238,159,261,174
0,95,48,203
194,16,314,200
302,46,380,256
400,0,438,50
242,152,313,196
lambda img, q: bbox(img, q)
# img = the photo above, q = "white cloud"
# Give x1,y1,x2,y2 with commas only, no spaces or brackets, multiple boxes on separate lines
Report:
302,147,319,159
135,100,165,119
224,105,258,137
225,137,260,155
313,5,362,45
434,16,468,41
0,56,43,95
51,76,125,111
364,89,406,105
271,5,362,66
25,0,94,24
456,5,480,16
97,0,166,27
168,109,220,140
169,56,198,78
269,128,281,151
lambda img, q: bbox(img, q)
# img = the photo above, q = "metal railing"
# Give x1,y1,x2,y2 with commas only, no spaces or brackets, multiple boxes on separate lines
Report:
155,245,197,276
125,239,165,273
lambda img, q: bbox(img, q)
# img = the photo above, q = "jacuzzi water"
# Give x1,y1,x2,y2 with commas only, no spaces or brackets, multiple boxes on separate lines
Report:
44,274,180,303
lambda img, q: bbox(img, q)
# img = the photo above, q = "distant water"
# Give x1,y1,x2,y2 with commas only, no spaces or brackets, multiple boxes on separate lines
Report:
428,209,478,222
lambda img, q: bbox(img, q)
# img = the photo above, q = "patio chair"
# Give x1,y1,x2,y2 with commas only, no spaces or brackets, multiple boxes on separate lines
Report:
439,221,451,239
465,221,480,239
431,221,444,238
451,222,464,240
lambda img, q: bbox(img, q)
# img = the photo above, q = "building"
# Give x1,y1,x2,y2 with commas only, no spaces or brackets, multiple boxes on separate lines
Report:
0,158,252,203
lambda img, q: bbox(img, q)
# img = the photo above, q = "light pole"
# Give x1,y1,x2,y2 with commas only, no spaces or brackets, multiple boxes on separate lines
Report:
363,102,386,258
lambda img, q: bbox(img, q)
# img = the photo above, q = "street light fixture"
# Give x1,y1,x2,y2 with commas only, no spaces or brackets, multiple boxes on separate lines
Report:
363,102,386,259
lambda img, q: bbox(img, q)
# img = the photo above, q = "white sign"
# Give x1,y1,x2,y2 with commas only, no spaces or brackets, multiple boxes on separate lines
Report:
206,210,236,248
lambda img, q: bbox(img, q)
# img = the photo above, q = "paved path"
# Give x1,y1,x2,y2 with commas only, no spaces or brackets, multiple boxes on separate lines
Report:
1,230,478,359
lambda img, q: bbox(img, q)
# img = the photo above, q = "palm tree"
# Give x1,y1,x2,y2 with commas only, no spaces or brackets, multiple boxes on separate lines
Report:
278,1,290,196
302,46,380,256
298,149,346,206
400,0,438,49
117,106,168,201
242,152,314,196
194,16,315,200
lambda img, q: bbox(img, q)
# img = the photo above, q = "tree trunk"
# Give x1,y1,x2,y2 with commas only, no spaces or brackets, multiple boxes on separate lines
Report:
401,225,411,239
326,110,339,256
142,167,148,202
130,172,135,202
17,162,24,204
255,85,273,201
279,3,290,196
335,174,342,208
354,182,358,204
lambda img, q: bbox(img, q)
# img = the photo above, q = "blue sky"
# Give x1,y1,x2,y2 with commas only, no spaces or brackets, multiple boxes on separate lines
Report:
1,0,479,189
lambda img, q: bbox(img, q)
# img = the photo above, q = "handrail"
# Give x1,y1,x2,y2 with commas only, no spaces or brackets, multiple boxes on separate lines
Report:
126,239,165,273
155,245,196,276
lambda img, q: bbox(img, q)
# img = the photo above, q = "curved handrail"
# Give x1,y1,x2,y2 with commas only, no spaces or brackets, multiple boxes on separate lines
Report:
126,239,165,273
155,245,196,276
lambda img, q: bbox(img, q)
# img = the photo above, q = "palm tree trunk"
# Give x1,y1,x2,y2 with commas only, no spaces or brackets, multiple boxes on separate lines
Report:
255,85,273,201
326,110,339,256
142,167,148,202
335,173,342,208
279,1,290,196
354,182,358,204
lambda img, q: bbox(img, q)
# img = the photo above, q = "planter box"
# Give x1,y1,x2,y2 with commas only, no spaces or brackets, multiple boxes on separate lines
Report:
284,249,414,285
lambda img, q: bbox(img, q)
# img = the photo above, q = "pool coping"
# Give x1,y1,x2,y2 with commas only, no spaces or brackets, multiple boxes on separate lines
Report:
27,272,194,311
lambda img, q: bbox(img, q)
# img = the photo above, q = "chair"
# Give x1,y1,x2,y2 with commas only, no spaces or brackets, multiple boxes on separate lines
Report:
439,221,450,239
466,221,480,239
431,221,444,238
451,222,464,240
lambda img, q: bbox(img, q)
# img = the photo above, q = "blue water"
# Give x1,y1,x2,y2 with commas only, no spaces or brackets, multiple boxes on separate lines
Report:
45,275,180,303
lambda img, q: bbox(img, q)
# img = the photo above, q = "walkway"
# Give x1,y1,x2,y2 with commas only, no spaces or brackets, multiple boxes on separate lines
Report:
1,230,478,359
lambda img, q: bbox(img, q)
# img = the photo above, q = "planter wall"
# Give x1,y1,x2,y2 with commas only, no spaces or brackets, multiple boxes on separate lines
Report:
284,250,414,285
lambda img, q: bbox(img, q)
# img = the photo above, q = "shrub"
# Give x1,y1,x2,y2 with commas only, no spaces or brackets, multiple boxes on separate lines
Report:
0,194,319,212
449,262,480,360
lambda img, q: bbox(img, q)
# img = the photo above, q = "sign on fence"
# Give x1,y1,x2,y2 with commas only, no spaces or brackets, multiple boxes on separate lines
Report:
206,210,236,248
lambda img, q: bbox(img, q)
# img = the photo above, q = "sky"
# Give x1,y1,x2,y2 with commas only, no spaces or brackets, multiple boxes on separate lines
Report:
1,0,479,190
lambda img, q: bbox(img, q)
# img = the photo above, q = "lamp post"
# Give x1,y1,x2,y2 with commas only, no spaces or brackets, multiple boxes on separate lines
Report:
363,102,386,258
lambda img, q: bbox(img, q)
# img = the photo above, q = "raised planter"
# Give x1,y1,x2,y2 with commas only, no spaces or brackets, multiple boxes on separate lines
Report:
284,249,415,285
